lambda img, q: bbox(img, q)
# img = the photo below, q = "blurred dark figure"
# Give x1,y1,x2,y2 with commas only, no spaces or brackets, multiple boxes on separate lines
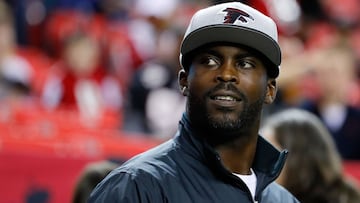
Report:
26,187,50,203
72,160,119,203
262,108,360,203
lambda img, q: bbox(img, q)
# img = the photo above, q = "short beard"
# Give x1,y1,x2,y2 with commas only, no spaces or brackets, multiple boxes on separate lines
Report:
187,86,265,146
208,97,263,132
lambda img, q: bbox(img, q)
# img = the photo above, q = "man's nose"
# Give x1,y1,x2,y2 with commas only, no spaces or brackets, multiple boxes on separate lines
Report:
216,63,238,83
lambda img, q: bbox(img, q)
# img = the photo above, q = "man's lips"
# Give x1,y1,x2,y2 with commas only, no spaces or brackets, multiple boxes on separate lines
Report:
209,90,243,107
209,90,242,102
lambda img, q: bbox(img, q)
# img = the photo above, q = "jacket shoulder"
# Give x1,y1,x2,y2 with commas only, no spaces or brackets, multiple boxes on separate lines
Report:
89,169,165,203
88,140,180,202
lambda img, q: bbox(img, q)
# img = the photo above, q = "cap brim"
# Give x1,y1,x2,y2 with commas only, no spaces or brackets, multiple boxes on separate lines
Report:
181,25,281,67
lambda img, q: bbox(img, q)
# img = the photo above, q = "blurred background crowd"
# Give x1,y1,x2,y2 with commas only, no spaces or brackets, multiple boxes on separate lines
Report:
0,0,360,202
1,0,359,156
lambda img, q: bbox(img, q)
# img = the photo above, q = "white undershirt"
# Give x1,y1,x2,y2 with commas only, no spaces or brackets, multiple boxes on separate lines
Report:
233,168,257,201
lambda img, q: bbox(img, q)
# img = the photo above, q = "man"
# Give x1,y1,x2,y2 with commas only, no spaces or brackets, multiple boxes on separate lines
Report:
89,2,299,202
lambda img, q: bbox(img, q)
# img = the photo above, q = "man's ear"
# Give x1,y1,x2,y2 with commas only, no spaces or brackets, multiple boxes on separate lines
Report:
265,78,277,104
178,69,189,96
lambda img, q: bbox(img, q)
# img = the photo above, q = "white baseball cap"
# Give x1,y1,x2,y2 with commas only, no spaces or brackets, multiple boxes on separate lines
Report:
180,2,281,78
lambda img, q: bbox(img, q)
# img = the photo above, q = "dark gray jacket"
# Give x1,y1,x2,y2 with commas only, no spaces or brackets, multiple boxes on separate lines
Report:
89,115,299,203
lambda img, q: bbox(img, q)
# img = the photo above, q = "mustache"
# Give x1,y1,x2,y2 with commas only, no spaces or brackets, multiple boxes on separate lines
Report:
206,83,247,102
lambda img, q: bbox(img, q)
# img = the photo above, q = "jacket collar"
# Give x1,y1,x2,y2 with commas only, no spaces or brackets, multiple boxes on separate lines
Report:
176,113,287,191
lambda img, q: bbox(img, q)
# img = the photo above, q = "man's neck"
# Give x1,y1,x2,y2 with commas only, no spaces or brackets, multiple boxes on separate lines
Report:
215,134,258,175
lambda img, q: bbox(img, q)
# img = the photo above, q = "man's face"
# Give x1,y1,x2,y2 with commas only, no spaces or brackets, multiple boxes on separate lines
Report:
180,45,275,139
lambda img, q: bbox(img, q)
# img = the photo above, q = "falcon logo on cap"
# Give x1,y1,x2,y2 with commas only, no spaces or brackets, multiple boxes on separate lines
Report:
223,8,254,24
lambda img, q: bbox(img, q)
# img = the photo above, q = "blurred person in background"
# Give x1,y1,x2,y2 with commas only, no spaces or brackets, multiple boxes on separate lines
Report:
123,26,186,139
261,108,360,203
299,45,360,160
0,1,34,101
41,31,123,125
72,160,120,203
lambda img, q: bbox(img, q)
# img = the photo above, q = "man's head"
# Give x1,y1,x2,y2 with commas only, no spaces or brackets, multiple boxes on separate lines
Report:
178,2,280,143
180,2,281,78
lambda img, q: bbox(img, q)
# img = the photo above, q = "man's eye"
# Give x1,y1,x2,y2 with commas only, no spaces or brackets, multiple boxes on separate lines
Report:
237,60,255,69
198,56,218,66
